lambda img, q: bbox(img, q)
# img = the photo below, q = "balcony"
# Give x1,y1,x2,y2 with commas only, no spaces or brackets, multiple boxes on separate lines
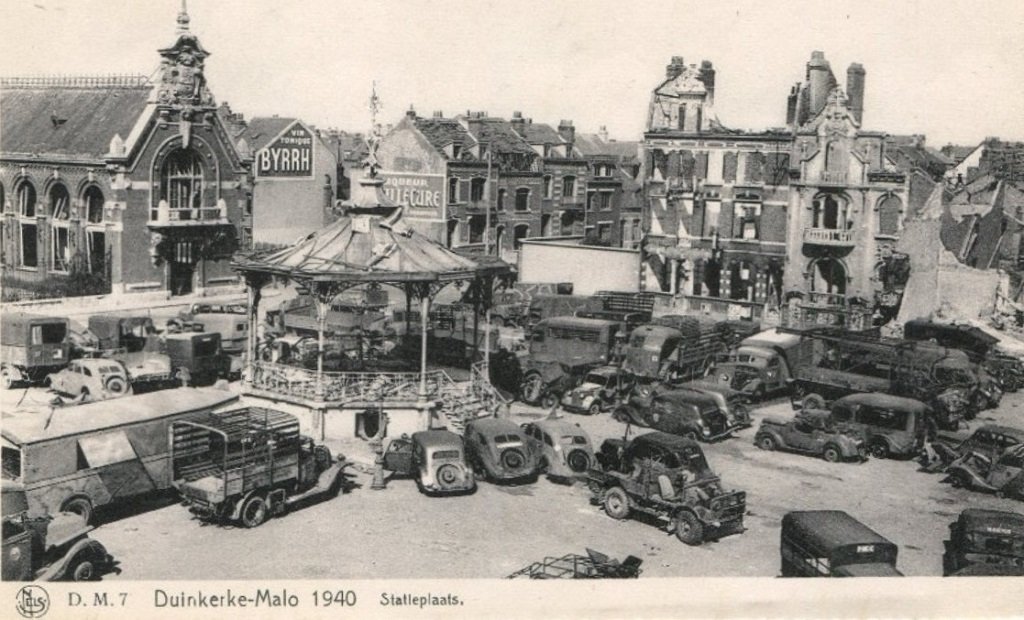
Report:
803,227,855,247
816,171,848,186
149,200,229,227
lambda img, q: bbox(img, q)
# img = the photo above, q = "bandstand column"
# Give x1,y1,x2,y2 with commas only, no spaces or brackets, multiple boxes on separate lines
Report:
419,292,430,399
243,274,264,388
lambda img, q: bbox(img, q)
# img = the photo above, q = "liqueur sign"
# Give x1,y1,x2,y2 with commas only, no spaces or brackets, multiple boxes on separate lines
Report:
256,123,314,178
379,172,444,209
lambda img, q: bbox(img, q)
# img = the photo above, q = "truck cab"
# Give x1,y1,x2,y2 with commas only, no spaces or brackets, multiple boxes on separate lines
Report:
942,508,1024,576
1,312,70,389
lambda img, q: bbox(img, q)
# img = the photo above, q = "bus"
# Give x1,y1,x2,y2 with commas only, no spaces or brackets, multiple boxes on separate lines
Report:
1,387,238,524
780,510,903,577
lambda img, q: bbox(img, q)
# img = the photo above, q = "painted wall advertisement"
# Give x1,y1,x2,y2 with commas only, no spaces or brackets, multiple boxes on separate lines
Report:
379,172,445,210
256,123,314,178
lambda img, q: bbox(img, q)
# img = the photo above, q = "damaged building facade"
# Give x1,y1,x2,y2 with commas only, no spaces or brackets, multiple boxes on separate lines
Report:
0,7,249,296
642,52,913,326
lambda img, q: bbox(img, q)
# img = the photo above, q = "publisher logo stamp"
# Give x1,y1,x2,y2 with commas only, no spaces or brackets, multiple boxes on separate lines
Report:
15,586,49,619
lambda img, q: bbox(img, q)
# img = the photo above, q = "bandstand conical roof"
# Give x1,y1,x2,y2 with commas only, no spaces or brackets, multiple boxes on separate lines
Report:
234,177,508,284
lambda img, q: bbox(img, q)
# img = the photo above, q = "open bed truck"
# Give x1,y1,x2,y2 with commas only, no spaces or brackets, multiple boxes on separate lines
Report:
171,407,347,527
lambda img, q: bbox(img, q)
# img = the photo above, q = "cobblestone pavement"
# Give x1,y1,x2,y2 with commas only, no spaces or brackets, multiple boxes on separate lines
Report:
3,383,1013,580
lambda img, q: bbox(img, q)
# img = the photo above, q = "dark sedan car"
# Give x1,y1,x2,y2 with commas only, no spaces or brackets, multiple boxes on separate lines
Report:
463,418,539,483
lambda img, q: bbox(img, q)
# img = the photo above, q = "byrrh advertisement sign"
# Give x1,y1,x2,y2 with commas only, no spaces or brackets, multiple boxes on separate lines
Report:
256,122,314,178
379,172,445,210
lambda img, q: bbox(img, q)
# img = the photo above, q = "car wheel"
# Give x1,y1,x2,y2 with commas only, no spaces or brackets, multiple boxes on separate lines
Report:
435,464,461,489
68,552,97,582
675,511,704,546
501,448,527,471
1,368,13,390
602,486,630,520
588,402,602,416
566,449,590,474
823,445,842,463
61,497,93,525
105,376,129,396
756,434,777,451
868,440,889,460
949,471,970,489
240,495,268,528
803,393,826,410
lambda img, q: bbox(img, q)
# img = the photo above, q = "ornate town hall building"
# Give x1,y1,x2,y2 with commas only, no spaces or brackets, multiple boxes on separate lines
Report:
0,5,249,296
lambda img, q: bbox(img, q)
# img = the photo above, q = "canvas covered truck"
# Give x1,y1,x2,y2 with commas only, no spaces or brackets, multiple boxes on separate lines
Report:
171,407,347,527
903,319,1024,393
519,316,621,407
622,320,733,385
1,312,70,389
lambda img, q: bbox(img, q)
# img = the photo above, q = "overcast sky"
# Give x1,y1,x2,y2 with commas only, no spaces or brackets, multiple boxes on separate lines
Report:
2,0,1022,146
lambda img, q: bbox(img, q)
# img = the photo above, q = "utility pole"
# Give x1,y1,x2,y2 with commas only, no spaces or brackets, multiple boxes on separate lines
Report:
484,142,493,255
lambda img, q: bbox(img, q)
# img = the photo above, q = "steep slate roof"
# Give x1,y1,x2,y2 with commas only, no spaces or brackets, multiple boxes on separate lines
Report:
0,79,152,162
242,116,298,152
413,117,472,156
462,117,535,156
575,133,640,161
516,121,562,145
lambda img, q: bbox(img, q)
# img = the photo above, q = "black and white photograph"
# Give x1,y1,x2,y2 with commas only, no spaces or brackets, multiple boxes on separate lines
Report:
1,0,1023,617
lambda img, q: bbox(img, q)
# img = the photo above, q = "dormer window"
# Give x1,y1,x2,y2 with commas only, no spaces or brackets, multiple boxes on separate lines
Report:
451,143,462,159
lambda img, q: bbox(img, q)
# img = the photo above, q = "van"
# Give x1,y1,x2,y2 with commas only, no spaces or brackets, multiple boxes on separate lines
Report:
827,393,931,459
1,312,70,388
1,388,238,524
780,510,903,577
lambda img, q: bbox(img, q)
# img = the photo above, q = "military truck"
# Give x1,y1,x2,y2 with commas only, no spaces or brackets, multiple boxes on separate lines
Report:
86,315,173,391
1,312,70,389
903,319,1024,393
587,431,746,545
171,406,348,527
519,316,621,407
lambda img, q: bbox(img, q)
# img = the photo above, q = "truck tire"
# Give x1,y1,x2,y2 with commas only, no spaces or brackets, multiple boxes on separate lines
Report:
803,393,826,411
822,444,842,463
68,551,98,582
756,434,777,451
675,511,704,545
602,487,630,520
61,497,93,525
868,439,890,460
240,495,268,528
541,392,559,410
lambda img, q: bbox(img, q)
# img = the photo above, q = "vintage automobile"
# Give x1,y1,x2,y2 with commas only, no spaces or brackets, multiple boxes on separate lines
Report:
2,479,115,581
826,392,931,459
945,443,1024,499
45,358,132,402
919,423,1024,473
520,417,595,480
754,410,866,463
615,385,746,442
86,315,173,391
560,366,633,415
780,510,903,577
463,418,539,483
676,380,753,433
942,508,1024,576
1,312,70,389
587,431,746,545
383,430,476,495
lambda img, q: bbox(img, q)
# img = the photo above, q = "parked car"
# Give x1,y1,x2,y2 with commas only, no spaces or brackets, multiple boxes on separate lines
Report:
945,443,1024,500
561,366,633,415
676,380,753,433
826,393,931,459
780,510,903,577
520,417,595,480
463,418,539,483
46,358,132,402
2,479,115,581
85,315,173,391
587,431,746,545
615,385,746,442
383,430,476,495
754,410,866,463
920,424,1024,473
942,508,1024,576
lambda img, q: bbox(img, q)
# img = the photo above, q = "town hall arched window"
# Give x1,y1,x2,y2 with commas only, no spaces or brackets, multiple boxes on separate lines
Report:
16,181,38,268
513,224,530,249
877,195,902,236
49,183,71,272
84,186,105,224
160,148,204,212
812,193,849,230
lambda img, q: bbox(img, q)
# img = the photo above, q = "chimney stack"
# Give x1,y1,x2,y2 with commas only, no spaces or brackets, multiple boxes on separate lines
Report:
786,84,800,126
433,110,444,118
598,125,609,142
665,56,686,80
699,60,716,105
846,62,865,124
405,105,417,120
510,110,525,135
557,119,575,150
807,51,836,117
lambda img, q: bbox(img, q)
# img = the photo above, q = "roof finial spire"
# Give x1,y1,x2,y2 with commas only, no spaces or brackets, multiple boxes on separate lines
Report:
365,81,383,178
177,0,191,32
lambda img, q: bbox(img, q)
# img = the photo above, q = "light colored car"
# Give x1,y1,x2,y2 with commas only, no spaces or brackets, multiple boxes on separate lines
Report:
46,359,132,402
561,366,633,415
384,430,476,495
521,418,596,480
